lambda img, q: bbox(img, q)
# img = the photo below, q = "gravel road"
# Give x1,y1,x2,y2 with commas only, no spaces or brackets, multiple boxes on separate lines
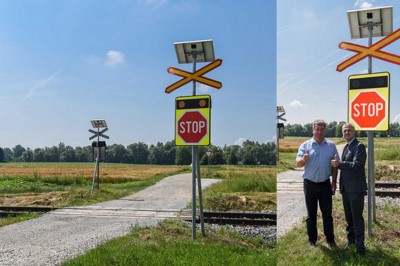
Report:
0,173,221,266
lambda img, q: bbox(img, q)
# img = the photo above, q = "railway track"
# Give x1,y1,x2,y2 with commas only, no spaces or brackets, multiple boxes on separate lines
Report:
374,181,400,198
182,211,276,226
0,206,57,218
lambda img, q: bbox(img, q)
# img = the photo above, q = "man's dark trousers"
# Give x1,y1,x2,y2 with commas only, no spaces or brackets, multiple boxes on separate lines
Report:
304,179,334,243
342,191,365,252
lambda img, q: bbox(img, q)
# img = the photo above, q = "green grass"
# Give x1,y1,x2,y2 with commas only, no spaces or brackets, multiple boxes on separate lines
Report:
63,219,276,266
375,148,400,160
0,176,91,194
0,213,40,227
201,166,276,211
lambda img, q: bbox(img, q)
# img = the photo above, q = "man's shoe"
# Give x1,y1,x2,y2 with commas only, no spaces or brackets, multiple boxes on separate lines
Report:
309,241,316,247
357,249,366,256
328,241,338,249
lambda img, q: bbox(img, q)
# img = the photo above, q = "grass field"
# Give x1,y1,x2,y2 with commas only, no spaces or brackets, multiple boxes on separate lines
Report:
0,163,190,207
277,136,400,265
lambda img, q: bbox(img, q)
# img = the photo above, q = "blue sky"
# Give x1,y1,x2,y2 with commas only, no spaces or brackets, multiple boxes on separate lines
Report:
278,0,400,126
0,0,276,149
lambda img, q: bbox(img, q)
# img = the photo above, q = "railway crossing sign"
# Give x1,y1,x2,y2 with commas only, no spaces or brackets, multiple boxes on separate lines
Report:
175,95,211,146
337,28,400,72
166,59,222,94
348,72,390,131
89,128,109,140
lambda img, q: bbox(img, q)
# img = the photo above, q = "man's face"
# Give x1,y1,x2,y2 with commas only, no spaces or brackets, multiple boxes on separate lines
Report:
342,125,356,142
313,124,326,142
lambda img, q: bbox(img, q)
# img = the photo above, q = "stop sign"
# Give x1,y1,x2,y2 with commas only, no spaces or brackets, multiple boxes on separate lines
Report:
177,111,208,144
351,91,387,129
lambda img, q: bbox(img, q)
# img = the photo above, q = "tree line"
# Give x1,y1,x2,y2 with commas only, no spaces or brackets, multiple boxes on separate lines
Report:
0,140,276,165
284,121,400,138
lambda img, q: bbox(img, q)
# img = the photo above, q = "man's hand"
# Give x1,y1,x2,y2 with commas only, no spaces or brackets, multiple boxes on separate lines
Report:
331,154,339,168
303,150,309,164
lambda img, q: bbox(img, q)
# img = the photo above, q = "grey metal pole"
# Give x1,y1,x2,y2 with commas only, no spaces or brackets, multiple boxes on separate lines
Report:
197,152,206,236
367,25,376,237
191,54,198,240
191,145,197,240
96,127,100,190
90,157,98,195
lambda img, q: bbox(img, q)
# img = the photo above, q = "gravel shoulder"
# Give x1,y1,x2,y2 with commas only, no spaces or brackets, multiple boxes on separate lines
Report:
0,173,221,266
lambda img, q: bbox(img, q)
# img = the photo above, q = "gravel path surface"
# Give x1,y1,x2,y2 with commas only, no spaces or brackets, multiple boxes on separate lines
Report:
0,173,221,266
277,169,306,238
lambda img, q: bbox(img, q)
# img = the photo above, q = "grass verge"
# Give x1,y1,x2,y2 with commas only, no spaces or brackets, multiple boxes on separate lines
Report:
63,219,276,266
201,165,276,211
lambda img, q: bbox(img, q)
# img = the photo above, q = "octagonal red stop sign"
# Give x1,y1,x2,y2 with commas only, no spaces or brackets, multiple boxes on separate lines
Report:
351,91,386,129
177,111,208,144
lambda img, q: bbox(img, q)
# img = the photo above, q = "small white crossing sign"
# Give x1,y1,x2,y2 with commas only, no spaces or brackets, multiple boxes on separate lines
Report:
89,128,109,140
277,112,287,122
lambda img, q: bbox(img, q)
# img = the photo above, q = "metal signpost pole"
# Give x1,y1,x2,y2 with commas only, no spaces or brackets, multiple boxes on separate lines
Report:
168,40,221,240
90,158,98,195
89,120,108,195
366,25,376,237
96,127,100,189
190,53,206,239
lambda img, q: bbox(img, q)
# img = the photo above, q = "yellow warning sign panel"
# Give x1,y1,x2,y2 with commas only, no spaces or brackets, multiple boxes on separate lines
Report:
175,95,211,146
348,72,389,131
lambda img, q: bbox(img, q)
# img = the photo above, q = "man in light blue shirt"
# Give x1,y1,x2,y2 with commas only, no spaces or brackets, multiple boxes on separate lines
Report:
296,119,339,248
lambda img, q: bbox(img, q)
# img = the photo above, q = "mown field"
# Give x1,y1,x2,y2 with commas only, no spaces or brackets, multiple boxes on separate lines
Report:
277,136,400,265
0,162,277,265
0,163,190,207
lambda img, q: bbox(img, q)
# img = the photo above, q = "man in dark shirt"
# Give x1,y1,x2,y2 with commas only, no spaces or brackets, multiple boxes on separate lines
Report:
331,123,367,256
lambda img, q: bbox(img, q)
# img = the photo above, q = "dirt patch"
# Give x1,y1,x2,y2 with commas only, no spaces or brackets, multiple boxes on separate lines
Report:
381,230,400,243
0,191,67,206
375,163,400,181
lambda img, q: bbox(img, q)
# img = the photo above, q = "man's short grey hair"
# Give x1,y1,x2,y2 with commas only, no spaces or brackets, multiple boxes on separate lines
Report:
342,123,355,130
313,119,327,129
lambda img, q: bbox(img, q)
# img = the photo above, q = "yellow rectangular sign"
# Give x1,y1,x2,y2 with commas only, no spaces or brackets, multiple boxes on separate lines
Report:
348,72,390,131
175,95,211,146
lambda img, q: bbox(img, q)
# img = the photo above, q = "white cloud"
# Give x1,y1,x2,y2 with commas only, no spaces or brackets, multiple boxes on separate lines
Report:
197,84,212,93
234,138,247,146
354,0,374,9
106,50,125,66
289,100,306,107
